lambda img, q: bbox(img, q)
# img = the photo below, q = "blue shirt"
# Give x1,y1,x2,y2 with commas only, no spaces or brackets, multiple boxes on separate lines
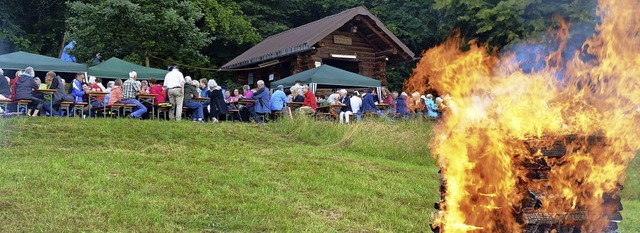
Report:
425,98,438,117
269,90,288,111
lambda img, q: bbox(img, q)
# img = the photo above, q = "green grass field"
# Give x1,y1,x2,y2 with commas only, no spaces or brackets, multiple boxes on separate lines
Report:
0,117,637,232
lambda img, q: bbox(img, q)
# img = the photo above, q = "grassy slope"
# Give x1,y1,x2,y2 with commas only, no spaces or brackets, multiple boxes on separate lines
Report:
0,118,637,232
0,118,438,232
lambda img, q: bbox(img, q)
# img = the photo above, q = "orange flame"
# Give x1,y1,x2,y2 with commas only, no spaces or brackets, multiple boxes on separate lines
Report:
408,0,640,232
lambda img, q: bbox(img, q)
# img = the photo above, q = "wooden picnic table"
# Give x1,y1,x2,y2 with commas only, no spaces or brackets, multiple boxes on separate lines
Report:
36,89,57,116
192,97,209,103
287,102,304,107
376,103,390,110
238,99,256,105
137,93,158,119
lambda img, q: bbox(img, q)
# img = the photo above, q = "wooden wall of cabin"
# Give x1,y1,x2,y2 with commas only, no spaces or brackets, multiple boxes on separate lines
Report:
235,60,295,87
313,26,388,83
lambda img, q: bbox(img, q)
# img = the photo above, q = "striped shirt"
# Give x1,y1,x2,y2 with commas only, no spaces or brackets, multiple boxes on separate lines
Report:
122,78,140,100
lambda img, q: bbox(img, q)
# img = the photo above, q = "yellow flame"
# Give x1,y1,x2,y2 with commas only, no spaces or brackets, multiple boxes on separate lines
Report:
408,0,640,232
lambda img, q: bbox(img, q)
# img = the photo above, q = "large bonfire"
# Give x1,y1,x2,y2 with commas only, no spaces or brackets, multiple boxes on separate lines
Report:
406,0,640,232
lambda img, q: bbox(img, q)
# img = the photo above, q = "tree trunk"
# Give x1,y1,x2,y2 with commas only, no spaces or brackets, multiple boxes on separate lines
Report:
145,50,150,67
58,34,67,58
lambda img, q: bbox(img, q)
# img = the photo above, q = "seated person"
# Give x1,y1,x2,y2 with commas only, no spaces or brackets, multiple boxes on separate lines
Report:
298,85,316,115
15,67,43,116
361,87,381,116
182,76,204,122
238,85,254,122
350,91,363,121
71,73,88,103
0,68,11,100
396,92,410,118
89,78,106,116
316,95,329,106
0,69,11,113
108,79,123,105
269,85,288,112
120,72,148,119
338,89,354,124
247,80,270,124
148,78,166,103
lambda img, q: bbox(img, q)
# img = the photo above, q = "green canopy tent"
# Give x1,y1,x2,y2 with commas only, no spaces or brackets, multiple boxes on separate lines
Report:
270,65,381,92
88,57,167,80
0,51,87,73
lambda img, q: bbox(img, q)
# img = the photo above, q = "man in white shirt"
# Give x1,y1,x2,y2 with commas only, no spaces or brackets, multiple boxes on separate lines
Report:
163,65,185,121
350,91,363,122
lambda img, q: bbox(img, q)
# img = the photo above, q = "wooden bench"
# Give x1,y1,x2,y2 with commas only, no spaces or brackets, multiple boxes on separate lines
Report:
16,100,32,115
73,102,88,118
157,105,171,120
226,109,240,122
0,99,11,114
104,104,125,118
122,104,137,117
59,102,74,117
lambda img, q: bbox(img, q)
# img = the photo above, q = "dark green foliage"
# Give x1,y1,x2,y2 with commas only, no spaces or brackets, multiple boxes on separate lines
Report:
0,0,597,89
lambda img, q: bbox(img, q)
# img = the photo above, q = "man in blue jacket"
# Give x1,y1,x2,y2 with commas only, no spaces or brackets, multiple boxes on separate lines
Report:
71,73,89,103
249,80,270,124
361,87,380,115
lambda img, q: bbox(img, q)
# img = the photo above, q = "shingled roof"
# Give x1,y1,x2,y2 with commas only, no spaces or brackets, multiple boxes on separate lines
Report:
221,6,415,69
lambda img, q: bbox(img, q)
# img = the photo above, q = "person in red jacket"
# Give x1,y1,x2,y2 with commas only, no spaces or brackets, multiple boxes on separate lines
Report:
298,85,316,115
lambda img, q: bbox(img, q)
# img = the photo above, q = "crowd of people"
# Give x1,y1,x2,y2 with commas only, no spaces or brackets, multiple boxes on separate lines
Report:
0,66,455,123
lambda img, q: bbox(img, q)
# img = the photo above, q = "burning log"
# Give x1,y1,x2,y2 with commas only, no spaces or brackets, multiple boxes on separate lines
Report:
432,134,625,233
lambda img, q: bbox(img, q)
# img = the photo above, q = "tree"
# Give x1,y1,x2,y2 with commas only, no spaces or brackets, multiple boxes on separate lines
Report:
66,0,210,68
432,0,597,49
0,0,68,56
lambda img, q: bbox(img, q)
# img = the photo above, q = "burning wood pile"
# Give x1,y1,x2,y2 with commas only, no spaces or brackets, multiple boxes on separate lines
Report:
433,135,625,233
404,0,640,232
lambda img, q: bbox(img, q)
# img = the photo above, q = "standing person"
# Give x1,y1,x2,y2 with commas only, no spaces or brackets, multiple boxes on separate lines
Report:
183,76,204,122
15,67,43,116
121,71,148,119
164,65,185,121
298,85,317,115
207,79,227,123
269,85,288,112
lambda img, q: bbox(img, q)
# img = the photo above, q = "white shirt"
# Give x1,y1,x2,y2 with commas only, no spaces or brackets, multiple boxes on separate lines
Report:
164,69,185,88
350,96,362,113
327,93,340,104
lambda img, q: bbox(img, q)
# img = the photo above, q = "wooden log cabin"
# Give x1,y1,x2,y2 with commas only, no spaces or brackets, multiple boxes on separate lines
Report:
221,6,415,87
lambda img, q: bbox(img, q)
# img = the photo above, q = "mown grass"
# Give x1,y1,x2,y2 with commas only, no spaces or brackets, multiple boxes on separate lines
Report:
0,117,438,232
0,117,637,232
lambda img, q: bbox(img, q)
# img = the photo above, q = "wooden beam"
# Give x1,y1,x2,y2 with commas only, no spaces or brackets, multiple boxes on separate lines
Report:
355,15,396,51
378,48,398,55
356,30,381,51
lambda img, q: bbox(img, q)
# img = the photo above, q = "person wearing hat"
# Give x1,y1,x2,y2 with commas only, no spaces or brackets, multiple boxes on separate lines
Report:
163,65,185,121
269,84,288,113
